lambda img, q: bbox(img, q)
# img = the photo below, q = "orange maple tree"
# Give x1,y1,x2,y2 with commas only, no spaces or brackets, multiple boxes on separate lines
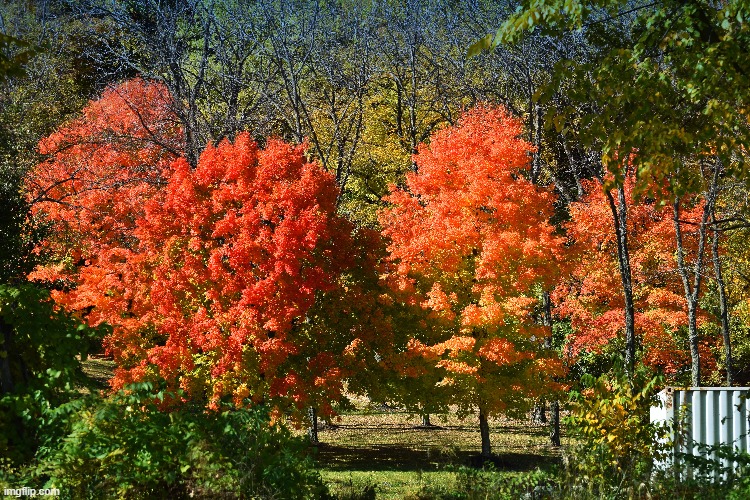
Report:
555,173,717,379
379,105,567,456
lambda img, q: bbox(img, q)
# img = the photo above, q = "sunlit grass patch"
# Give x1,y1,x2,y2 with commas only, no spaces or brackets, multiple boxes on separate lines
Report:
322,469,456,499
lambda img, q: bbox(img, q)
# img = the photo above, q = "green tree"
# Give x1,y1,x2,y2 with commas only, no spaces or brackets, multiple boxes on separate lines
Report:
493,0,750,195
0,284,99,466
0,33,37,82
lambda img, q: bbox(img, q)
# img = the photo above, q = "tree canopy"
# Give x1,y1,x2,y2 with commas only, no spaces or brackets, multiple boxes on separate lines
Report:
380,106,567,455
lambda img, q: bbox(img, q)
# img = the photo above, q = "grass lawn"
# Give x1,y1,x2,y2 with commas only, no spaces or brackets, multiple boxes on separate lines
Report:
80,354,117,392
315,409,563,499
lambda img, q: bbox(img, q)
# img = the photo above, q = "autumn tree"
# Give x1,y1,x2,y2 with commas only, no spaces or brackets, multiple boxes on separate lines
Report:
102,134,356,412
28,80,363,414
473,0,750,382
380,105,566,457
26,78,182,300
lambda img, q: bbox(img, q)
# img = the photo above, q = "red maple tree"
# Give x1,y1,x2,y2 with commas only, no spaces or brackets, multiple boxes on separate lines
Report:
555,173,717,378
27,79,362,413
111,134,354,409
26,77,182,294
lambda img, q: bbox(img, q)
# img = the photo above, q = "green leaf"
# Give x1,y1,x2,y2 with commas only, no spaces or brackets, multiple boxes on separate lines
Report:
466,33,495,59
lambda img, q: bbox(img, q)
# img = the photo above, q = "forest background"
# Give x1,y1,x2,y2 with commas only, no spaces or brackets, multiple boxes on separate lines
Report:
1,0,750,498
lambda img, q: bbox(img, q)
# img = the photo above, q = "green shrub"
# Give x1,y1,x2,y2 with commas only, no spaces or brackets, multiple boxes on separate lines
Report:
558,360,750,499
559,361,666,498
0,284,101,466
645,442,750,499
27,384,329,499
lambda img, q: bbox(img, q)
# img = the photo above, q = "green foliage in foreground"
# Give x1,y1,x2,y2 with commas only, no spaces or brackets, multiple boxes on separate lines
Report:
555,361,750,499
564,361,666,496
0,284,328,499
409,461,750,499
405,361,750,499
0,284,100,465
2,384,329,499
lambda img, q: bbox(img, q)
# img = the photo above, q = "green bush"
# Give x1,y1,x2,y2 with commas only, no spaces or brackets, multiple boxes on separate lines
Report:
646,442,750,499
0,284,101,465
557,360,750,499
560,361,666,498
25,384,329,499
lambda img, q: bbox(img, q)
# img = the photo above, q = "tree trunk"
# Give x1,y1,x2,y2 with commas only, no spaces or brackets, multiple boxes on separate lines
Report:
542,292,552,426
542,291,553,335
549,400,561,446
674,198,703,387
533,292,551,425
479,408,491,458
712,217,733,386
605,185,636,377
421,414,432,427
307,406,319,445
531,102,543,183
673,163,718,387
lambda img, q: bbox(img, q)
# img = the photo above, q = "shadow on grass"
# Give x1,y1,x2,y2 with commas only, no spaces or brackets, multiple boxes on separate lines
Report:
323,423,549,436
316,443,560,473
